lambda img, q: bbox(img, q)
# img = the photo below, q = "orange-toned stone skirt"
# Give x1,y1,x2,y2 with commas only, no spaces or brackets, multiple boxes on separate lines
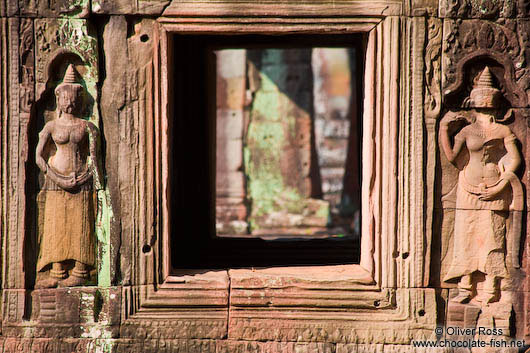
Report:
37,188,96,272
444,171,509,282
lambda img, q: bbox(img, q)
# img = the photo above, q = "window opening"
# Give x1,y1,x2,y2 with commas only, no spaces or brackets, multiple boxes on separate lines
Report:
169,34,364,270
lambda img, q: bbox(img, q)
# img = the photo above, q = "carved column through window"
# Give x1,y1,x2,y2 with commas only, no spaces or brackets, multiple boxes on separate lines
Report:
215,49,248,235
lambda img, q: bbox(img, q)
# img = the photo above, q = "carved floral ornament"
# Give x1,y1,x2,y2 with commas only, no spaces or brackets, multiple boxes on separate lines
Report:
439,0,530,18
440,66,523,305
442,19,530,108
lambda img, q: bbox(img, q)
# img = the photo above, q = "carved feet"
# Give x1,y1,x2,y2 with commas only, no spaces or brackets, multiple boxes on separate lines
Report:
450,275,499,305
58,275,88,287
36,261,90,288
35,274,88,288
475,291,496,304
450,288,472,303
35,277,60,289
451,288,498,304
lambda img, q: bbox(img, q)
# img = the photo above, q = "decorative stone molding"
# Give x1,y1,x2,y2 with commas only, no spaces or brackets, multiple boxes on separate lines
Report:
113,2,439,343
439,0,530,18
442,19,530,108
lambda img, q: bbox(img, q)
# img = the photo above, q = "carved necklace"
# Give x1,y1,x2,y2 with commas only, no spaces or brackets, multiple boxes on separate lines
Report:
469,119,499,138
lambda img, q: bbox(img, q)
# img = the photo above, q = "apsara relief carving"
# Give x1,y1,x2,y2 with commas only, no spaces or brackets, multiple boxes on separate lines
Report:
440,67,523,305
438,65,526,342
34,64,100,288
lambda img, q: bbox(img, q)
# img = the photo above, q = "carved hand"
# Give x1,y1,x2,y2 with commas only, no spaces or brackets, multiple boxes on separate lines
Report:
440,111,467,129
46,166,77,191
56,175,77,191
76,169,92,186
36,157,48,173
478,179,509,201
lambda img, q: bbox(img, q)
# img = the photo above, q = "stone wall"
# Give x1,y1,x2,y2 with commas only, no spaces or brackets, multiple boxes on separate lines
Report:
2,0,530,352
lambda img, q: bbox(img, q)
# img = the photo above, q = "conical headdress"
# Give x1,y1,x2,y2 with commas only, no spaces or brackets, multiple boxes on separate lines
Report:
55,64,83,94
62,64,80,84
474,66,497,91
467,66,501,108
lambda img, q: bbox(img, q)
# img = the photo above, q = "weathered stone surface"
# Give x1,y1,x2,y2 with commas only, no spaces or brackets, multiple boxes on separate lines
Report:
4,2,514,351
424,16,442,289
161,1,401,18
229,285,436,344
92,0,169,15
4,16,31,295
100,15,129,286
216,110,244,140
407,0,438,16
119,319,228,340
2,290,25,325
3,288,120,338
442,19,530,108
244,48,330,233
337,344,384,353
216,170,245,198
19,0,90,18
101,17,157,285
439,0,530,18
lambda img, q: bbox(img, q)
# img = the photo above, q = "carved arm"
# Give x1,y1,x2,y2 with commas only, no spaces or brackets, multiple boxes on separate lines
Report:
439,112,466,165
503,135,521,174
35,124,50,173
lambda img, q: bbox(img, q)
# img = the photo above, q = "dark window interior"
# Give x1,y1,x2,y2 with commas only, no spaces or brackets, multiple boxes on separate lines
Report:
169,34,365,270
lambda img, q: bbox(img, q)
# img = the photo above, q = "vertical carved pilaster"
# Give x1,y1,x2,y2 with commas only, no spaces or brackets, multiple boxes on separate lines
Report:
425,18,442,122
0,19,5,334
0,18,5,296
404,16,427,287
19,18,34,289
19,19,34,118
2,17,33,325
7,18,21,291
6,0,18,16
423,17,442,288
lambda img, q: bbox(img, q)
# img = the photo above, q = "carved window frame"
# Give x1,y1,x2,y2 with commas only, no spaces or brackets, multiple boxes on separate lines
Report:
122,2,436,344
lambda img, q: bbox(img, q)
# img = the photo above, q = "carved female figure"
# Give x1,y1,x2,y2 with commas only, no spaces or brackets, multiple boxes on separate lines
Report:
35,64,99,288
440,66,523,304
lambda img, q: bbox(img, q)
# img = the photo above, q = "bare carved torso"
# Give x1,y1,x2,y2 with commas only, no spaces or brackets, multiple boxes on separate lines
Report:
458,122,511,187
48,119,90,177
